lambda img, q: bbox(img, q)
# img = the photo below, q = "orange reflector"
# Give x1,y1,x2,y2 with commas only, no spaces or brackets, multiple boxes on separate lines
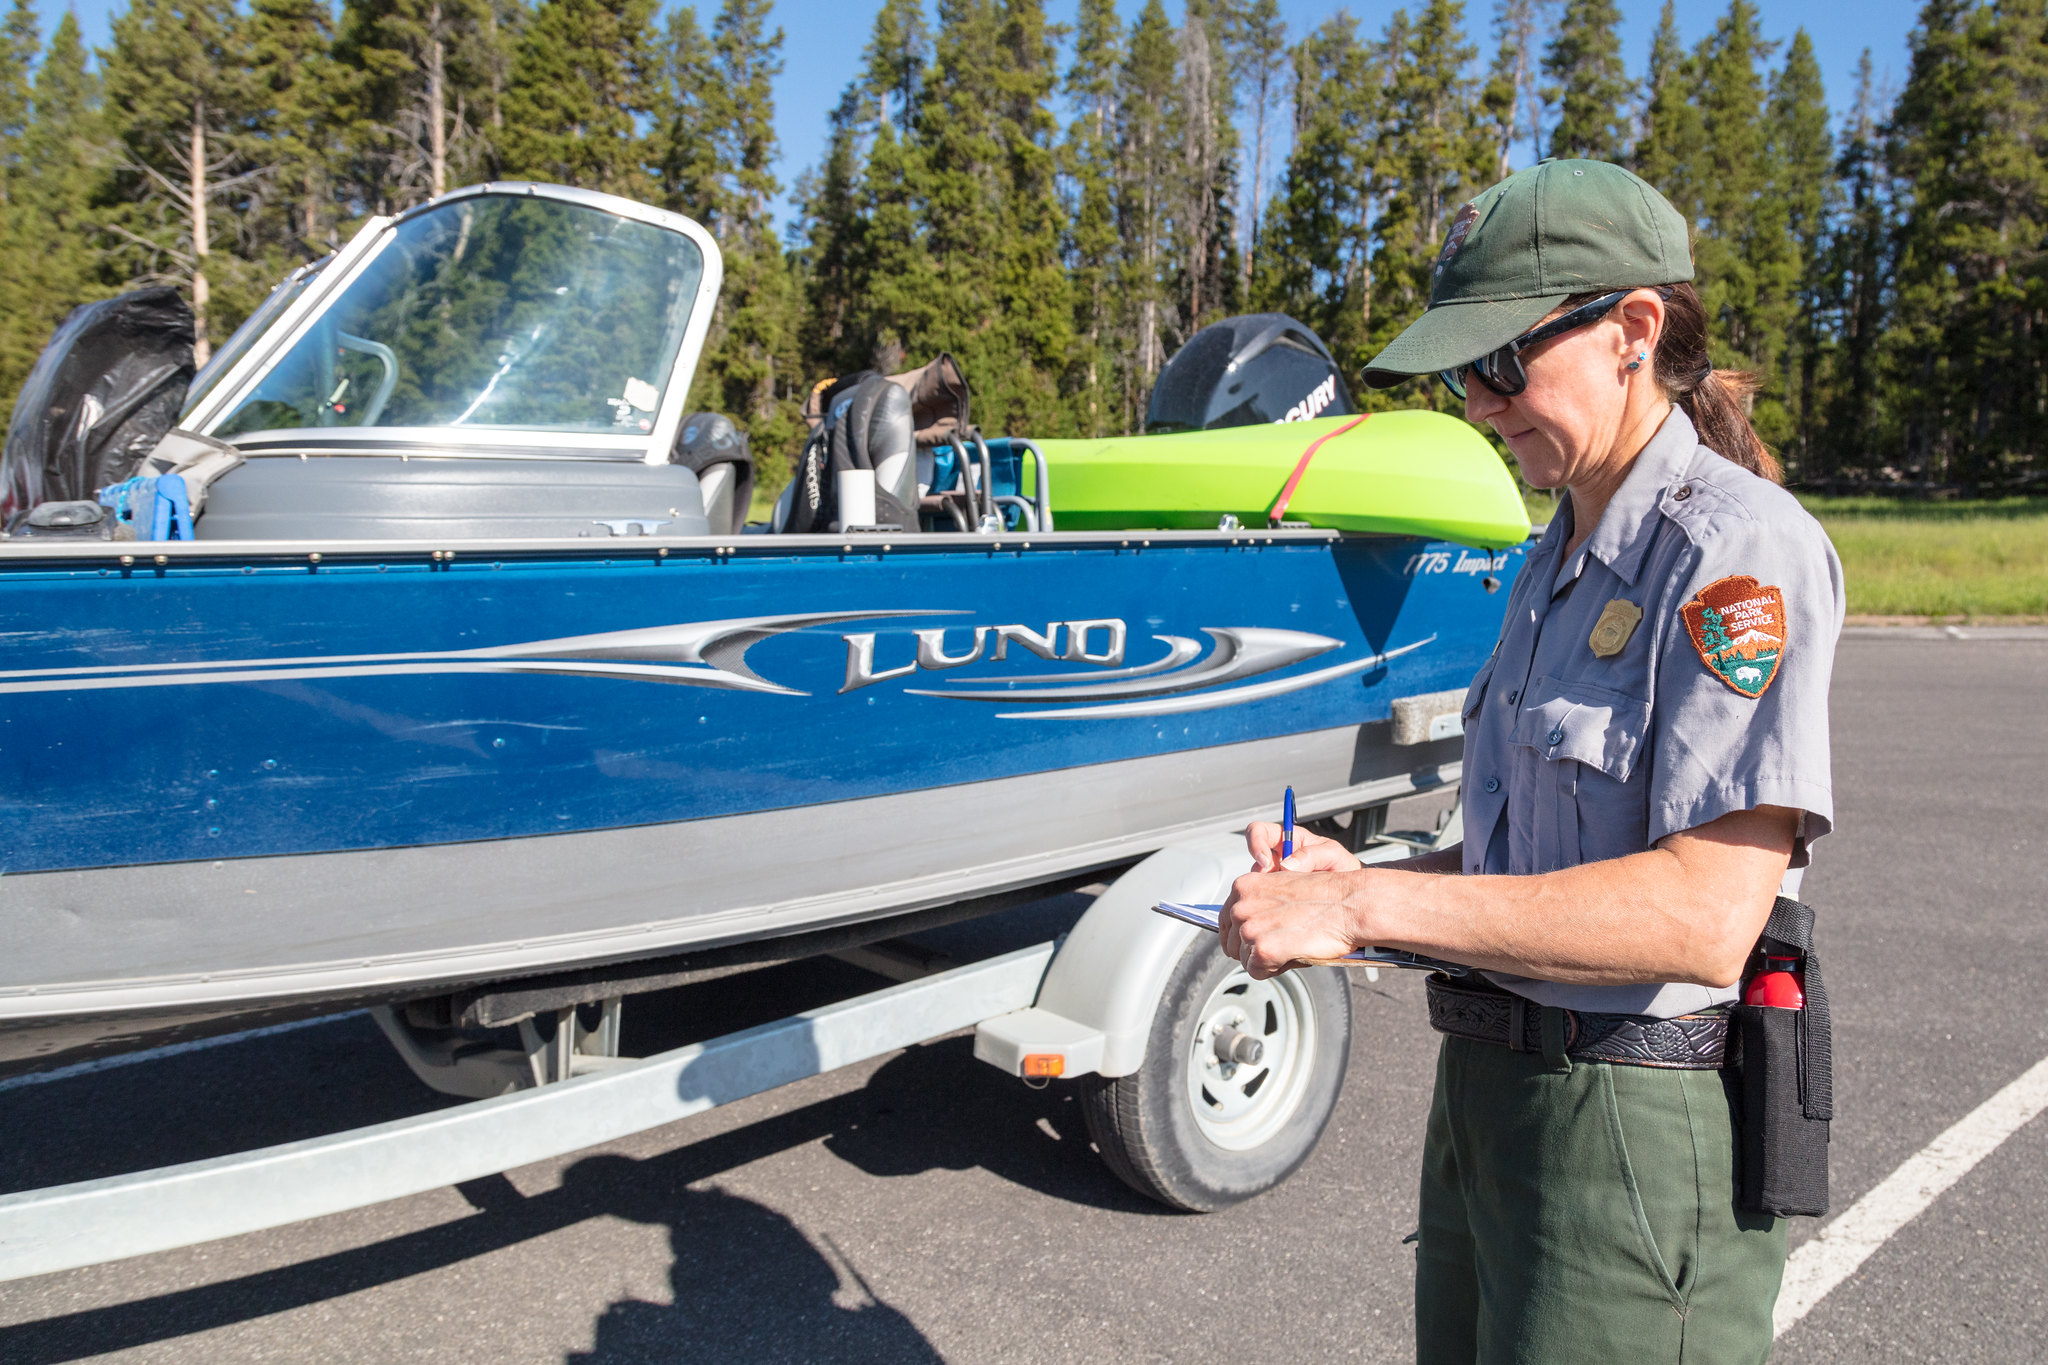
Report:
1021,1054,1065,1079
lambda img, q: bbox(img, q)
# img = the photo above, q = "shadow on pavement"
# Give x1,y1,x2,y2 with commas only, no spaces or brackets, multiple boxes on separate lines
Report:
0,1036,1161,1363
569,1176,939,1364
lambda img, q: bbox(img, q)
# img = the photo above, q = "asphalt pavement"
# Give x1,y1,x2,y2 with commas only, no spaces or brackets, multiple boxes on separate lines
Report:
0,629,2043,1363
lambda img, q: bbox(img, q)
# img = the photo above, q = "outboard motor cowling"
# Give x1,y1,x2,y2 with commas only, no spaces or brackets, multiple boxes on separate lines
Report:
1146,313,1356,434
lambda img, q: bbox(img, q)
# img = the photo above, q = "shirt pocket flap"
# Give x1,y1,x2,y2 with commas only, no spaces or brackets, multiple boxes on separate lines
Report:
1508,675,1650,782
1460,652,1499,722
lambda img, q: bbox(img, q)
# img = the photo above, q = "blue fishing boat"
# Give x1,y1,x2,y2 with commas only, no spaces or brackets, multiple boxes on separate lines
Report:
0,182,1530,1077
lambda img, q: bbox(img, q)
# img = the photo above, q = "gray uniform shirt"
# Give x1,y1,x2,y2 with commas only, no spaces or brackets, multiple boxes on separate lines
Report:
1458,408,1844,1018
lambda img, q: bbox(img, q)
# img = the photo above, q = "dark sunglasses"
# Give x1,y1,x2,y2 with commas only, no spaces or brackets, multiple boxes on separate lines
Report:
1437,290,1632,400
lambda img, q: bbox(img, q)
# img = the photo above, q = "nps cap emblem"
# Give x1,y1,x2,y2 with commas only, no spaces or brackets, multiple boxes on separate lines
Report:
1434,202,1480,285
1681,574,1787,698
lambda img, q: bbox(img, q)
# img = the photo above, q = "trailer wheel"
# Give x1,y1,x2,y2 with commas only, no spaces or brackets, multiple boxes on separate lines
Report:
1079,935,1351,1211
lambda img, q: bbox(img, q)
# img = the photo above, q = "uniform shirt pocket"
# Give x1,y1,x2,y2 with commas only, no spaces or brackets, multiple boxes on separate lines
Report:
1509,674,1651,781
1461,652,1499,723
1506,675,1653,871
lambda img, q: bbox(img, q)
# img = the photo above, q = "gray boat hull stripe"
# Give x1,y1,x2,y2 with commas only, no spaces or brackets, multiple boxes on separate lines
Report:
0,723,1459,1037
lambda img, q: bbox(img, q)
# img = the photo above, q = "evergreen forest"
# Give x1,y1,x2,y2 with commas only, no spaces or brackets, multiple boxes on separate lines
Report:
0,0,2042,496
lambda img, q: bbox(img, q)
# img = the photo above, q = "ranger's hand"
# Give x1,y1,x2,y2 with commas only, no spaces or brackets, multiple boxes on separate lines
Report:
1218,869,1366,979
1244,821,1363,874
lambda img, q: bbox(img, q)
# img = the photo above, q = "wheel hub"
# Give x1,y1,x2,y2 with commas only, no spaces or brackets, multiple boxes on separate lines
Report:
1184,968,1318,1151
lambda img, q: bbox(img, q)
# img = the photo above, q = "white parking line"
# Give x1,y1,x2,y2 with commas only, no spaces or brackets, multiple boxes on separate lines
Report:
0,1012,364,1094
1775,1052,2048,1337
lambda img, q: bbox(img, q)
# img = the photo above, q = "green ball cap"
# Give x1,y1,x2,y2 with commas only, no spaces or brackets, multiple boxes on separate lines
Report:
1359,158,1694,389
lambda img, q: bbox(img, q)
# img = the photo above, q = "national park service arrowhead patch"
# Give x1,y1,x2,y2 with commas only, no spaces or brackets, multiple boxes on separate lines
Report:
1681,575,1786,698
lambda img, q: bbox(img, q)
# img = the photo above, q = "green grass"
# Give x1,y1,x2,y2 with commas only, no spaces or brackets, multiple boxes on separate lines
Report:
1799,496,2048,619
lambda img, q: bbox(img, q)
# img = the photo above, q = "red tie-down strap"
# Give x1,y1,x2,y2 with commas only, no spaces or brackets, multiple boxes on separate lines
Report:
1268,413,1371,526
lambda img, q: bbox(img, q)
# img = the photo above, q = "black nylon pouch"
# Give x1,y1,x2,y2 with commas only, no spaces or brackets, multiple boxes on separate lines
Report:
1733,896,1831,1217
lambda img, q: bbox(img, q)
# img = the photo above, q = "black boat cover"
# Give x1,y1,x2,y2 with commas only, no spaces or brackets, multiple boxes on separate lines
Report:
1,287,196,526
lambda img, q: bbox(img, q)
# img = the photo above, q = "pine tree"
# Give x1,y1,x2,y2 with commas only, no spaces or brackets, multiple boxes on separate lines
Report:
334,0,497,209
1689,0,1779,377
1764,29,1833,475
101,0,260,364
842,0,937,372
652,5,717,216
1064,0,1121,432
798,0,939,383
918,0,1006,332
249,0,345,251
1631,2,1700,220
791,88,866,376
22,13,104,255
457,0,524,155
1176,0,1238,333
851,115,939,370
1227,0,1284,301
1373,0,1490,405
1820,50,1890,486
688,0,804,479
1254,16,1368,348
1884,0,1976,489
0,0,36,199
865,0,925,137
1477,7,1522,183
1542,0,1630,161
987,0,1072,431
0,0,50,411
1886,0,2048,491
1481,0,1548,179
1700,605,1732,655
497,0,656,197
1116,0,1179,424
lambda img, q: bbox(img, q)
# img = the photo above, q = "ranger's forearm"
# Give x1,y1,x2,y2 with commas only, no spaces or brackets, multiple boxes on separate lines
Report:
1353,853,1744,985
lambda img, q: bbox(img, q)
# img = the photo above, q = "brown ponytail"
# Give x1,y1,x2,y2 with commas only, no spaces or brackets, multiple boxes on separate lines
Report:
1649,282,1781,484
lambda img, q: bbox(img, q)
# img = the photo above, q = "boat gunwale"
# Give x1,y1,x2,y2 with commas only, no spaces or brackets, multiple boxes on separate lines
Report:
0,526,1383,566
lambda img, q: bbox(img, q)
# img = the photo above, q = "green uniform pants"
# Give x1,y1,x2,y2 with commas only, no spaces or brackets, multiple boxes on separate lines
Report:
1416,1031,1787,1365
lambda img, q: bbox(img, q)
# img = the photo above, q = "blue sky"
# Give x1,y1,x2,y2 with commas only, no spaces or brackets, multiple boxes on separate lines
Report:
41,0,1925,229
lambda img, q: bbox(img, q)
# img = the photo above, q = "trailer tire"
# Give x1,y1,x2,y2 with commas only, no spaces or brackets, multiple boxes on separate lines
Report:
1078,934,1351,1212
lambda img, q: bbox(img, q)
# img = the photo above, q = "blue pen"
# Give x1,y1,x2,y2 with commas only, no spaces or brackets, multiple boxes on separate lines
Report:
1281,786,1295,861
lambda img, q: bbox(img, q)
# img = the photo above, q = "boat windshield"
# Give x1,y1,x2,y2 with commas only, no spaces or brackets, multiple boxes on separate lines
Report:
212,194,705,439
183,258,327,421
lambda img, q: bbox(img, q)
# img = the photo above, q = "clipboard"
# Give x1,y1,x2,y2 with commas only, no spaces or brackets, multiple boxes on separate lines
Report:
1153,901,1473,976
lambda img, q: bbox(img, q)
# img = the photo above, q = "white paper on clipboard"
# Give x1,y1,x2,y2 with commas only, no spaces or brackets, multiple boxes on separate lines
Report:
1152,902,1472,976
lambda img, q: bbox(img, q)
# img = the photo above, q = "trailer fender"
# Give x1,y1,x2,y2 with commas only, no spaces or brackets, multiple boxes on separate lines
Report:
974,832,1249,1079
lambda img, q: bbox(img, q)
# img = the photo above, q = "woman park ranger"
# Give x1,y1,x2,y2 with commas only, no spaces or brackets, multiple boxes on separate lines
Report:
1220,158,1843,1363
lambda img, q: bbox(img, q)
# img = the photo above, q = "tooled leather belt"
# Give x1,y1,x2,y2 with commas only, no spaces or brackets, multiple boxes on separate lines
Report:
1425,975,1729,1069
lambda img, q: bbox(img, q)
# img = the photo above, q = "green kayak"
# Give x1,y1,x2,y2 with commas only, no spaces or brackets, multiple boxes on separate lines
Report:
1037,408,1531,549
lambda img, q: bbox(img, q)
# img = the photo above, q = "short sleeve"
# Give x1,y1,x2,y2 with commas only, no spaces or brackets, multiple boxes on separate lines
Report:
1644,503,1845,865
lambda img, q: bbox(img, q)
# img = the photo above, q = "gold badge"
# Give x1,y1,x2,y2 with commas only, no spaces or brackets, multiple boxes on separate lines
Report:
1589,599,1643,658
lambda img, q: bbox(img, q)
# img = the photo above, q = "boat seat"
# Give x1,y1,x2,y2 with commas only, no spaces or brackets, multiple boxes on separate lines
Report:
195,454,712,541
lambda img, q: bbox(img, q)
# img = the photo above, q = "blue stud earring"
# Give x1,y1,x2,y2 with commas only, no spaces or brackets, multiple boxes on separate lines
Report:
1626,351,1645,372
